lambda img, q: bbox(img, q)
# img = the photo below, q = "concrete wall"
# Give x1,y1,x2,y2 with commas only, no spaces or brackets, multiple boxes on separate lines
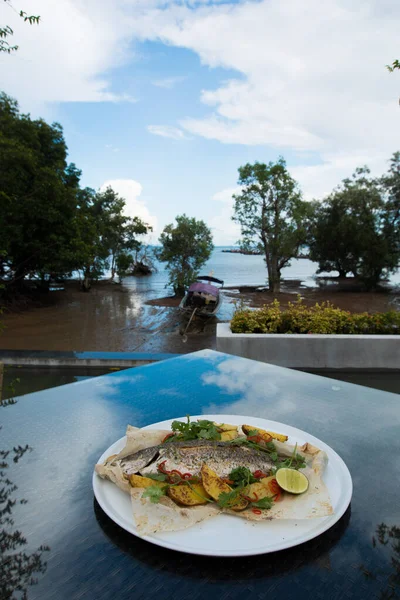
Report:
0,350,180,369
216,322,400,369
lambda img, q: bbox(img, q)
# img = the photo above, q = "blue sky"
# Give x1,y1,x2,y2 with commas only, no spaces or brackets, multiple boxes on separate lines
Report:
1,0,400,243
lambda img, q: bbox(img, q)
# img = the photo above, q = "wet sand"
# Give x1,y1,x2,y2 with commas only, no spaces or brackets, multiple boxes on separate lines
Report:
0,282,218,353
1,279,399,354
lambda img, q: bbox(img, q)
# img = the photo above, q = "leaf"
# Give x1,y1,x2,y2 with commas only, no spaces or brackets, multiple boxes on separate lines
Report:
228,467,257,486
142,485,167,504
251,496,274,509
217,489,242,508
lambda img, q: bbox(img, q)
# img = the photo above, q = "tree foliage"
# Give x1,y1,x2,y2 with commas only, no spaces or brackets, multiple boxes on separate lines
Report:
1,380,50,599
1,1,40,54
386,59,400,73
156,215,213,296
232,158,309,293
0,93,151,296
0,93,82,291
308,161,400,289
72,186,150,290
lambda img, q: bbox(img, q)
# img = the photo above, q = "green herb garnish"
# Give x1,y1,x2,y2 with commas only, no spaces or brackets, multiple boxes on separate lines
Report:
217,467,273,510
273,443,306,473
169,415,222,442
227,436,278,461
142,485,168,504
229,467,258,486
251,496,274,509
217,488,244,509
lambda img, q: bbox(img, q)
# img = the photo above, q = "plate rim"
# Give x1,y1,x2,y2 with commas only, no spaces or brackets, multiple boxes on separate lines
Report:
93,414,353,557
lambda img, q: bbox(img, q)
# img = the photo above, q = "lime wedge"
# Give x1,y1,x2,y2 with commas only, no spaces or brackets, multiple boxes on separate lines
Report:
275,468,309,494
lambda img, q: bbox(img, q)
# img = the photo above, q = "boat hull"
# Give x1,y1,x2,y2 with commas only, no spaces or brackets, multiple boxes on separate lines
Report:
179,293,223,317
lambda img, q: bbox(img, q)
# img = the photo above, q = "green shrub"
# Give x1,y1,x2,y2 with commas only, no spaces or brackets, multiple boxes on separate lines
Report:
230,297,400,335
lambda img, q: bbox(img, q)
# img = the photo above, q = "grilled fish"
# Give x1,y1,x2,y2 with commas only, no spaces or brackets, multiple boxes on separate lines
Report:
119,439,274,478
119,446,160,474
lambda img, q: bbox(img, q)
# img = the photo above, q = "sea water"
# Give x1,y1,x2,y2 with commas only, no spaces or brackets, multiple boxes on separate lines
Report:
122,246,319,296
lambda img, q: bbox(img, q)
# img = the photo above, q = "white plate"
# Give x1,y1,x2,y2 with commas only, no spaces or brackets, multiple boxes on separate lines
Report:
93,415,352,557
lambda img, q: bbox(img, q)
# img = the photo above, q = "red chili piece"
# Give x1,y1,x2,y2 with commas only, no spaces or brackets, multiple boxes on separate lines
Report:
158,460,169,474
268,478,282,502
252,509,262,515
247,435,262,443
242,491,259,503
242,495,253,502
161,433,175,443
253,470,267,479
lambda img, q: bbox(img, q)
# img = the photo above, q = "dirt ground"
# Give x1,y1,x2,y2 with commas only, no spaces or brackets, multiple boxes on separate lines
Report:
231,281,400,313
150,279,400,313
1,278,399,354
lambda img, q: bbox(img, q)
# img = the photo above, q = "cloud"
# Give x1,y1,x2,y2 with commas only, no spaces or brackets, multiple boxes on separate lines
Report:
209,187,241,245
147,125,189,139
181,113,323,149
125,0,400,186
151,76,186,89
0,0,238,114
100,179,158,236
291,152,392,201
0,0,136,113
3,0,400,204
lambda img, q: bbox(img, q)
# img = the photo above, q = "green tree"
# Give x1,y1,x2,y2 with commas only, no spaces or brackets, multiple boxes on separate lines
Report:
308,168,381,278
72,186,150,290
309,165,400,289
0,93,81,294
156,215,214,296
1,1,40,54
379,151,400,277
386,59,400,72
103,202,150,281
232,158,308,293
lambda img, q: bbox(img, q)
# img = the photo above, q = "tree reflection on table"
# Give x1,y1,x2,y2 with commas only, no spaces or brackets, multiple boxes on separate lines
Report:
359,522,400,599
0,383,49,600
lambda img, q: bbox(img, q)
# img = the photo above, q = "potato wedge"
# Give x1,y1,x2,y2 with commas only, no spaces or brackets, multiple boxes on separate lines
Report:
168,483,211,506
214,422,238,432
247,476,276,500
129,474,166,489
220,430,240,442
265,430,288,442
242,425,273,443
201,464,248,511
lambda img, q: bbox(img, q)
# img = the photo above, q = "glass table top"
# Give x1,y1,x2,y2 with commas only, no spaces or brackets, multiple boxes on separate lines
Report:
1,349,399,599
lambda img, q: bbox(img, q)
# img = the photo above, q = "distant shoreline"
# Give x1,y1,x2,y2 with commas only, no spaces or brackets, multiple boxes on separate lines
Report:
221,249,261,255
221,249,310,258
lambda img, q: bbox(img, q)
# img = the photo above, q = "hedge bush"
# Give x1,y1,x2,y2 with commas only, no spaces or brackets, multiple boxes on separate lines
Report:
230,298,400,335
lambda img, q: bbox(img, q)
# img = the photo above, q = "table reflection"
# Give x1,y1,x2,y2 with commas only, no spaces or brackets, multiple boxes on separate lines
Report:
94,499,351,580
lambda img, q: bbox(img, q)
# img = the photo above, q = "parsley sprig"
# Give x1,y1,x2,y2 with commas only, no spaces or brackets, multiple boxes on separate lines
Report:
229,466,258,486
273,443,306,473
167,415,222,442
217,467,274,510
251,496,274,509
142,485,168,503
226,436,279,462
